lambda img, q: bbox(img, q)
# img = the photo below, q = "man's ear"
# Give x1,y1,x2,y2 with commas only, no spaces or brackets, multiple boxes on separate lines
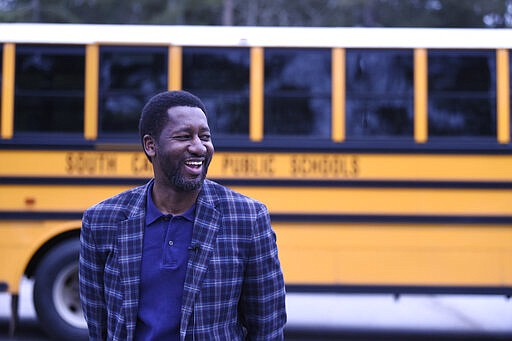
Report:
143,134,156,158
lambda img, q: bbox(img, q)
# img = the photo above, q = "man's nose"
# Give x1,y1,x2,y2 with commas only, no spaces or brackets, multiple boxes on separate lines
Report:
189,135,207,154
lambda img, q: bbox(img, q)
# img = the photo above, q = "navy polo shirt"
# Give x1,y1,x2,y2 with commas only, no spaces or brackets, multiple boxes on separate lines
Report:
134,187,195,341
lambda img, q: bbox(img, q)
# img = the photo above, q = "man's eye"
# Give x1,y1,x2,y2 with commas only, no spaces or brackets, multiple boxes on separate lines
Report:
174,135,189,140
200,135,211,141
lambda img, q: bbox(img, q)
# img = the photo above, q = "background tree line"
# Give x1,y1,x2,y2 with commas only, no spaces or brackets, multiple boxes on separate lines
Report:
0,0,511,27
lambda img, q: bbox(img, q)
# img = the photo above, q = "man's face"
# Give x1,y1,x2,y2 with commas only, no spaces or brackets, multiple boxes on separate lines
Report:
152,105,214,192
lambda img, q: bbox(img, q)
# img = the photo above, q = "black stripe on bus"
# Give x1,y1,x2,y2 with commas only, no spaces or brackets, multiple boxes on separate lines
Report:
0,176,149,186
0,211,84,220
2,176,512,189
221,179,512,189
2,138,512,154
285,284,512,296
216,139,512,155
270,214,512,225
1,211,512,225
0,282,7,293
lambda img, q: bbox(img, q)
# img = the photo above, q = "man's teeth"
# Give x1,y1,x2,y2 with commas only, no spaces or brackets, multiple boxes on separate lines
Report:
186,161,202,167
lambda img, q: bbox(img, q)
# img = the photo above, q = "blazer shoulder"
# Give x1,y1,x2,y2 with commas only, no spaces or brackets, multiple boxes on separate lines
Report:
202,179,266,213
83,181,149,223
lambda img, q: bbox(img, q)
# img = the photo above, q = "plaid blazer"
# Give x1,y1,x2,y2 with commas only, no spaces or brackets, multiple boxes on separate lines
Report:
79,179,286,340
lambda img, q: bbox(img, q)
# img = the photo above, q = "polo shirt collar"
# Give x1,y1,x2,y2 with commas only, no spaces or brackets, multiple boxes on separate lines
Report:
146,184,196,225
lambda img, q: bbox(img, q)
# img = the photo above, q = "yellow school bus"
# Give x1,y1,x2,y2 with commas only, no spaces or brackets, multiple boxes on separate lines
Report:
1,23,512,339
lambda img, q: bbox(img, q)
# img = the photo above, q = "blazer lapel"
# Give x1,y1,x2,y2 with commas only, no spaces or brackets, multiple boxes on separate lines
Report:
118,215,144,339
180,189,221,337
117,185,148,340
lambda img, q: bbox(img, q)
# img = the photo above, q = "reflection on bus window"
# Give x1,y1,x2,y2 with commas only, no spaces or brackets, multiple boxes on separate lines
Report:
346,49,414,138
99,46,167,136
183,47,250,137
14,45,85,133
428,50,496,137
264,48,331,137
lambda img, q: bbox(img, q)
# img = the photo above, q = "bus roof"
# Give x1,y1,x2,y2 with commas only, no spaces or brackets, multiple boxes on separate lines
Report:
1,23,512,49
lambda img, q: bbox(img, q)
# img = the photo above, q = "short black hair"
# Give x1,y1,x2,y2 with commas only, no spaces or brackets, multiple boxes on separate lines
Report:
139,90,207,158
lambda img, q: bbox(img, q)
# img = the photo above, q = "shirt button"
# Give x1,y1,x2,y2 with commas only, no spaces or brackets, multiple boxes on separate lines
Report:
168,240,174,246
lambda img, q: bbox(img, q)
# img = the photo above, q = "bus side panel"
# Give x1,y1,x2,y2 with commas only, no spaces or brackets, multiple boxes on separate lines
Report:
275,222,512,288
0,220,81,293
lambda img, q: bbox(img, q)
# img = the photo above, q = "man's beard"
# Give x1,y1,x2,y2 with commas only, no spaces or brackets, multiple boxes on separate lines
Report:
170,171,205,192
159,155,209,192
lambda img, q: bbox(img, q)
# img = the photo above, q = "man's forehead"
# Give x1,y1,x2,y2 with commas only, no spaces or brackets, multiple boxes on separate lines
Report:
167,105,206,115
165,106,209,127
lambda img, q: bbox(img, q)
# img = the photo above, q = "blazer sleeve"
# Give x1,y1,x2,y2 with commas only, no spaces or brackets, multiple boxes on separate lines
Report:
79,210,107,340
239,204,287,340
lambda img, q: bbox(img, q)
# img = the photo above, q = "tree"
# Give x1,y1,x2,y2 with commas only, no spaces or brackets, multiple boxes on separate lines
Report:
0,0,511,27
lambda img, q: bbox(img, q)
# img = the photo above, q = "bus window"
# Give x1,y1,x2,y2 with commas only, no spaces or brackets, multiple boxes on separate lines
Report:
428,49,496,138
264,48,331,138
182,47,250,137
0,44,3,133
99,46,167,136
345,49,414,138
14,45,85,134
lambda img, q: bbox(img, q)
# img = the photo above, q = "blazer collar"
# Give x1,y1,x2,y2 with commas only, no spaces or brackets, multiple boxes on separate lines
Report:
116,179,222,339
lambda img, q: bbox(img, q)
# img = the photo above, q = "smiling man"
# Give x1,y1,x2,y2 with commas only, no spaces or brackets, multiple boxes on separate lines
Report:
79,90,286,341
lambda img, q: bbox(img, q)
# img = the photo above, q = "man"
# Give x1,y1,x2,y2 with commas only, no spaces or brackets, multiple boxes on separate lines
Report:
79,90,286,340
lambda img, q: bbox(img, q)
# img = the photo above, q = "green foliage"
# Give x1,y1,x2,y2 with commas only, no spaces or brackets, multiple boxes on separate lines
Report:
0,0,510,27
